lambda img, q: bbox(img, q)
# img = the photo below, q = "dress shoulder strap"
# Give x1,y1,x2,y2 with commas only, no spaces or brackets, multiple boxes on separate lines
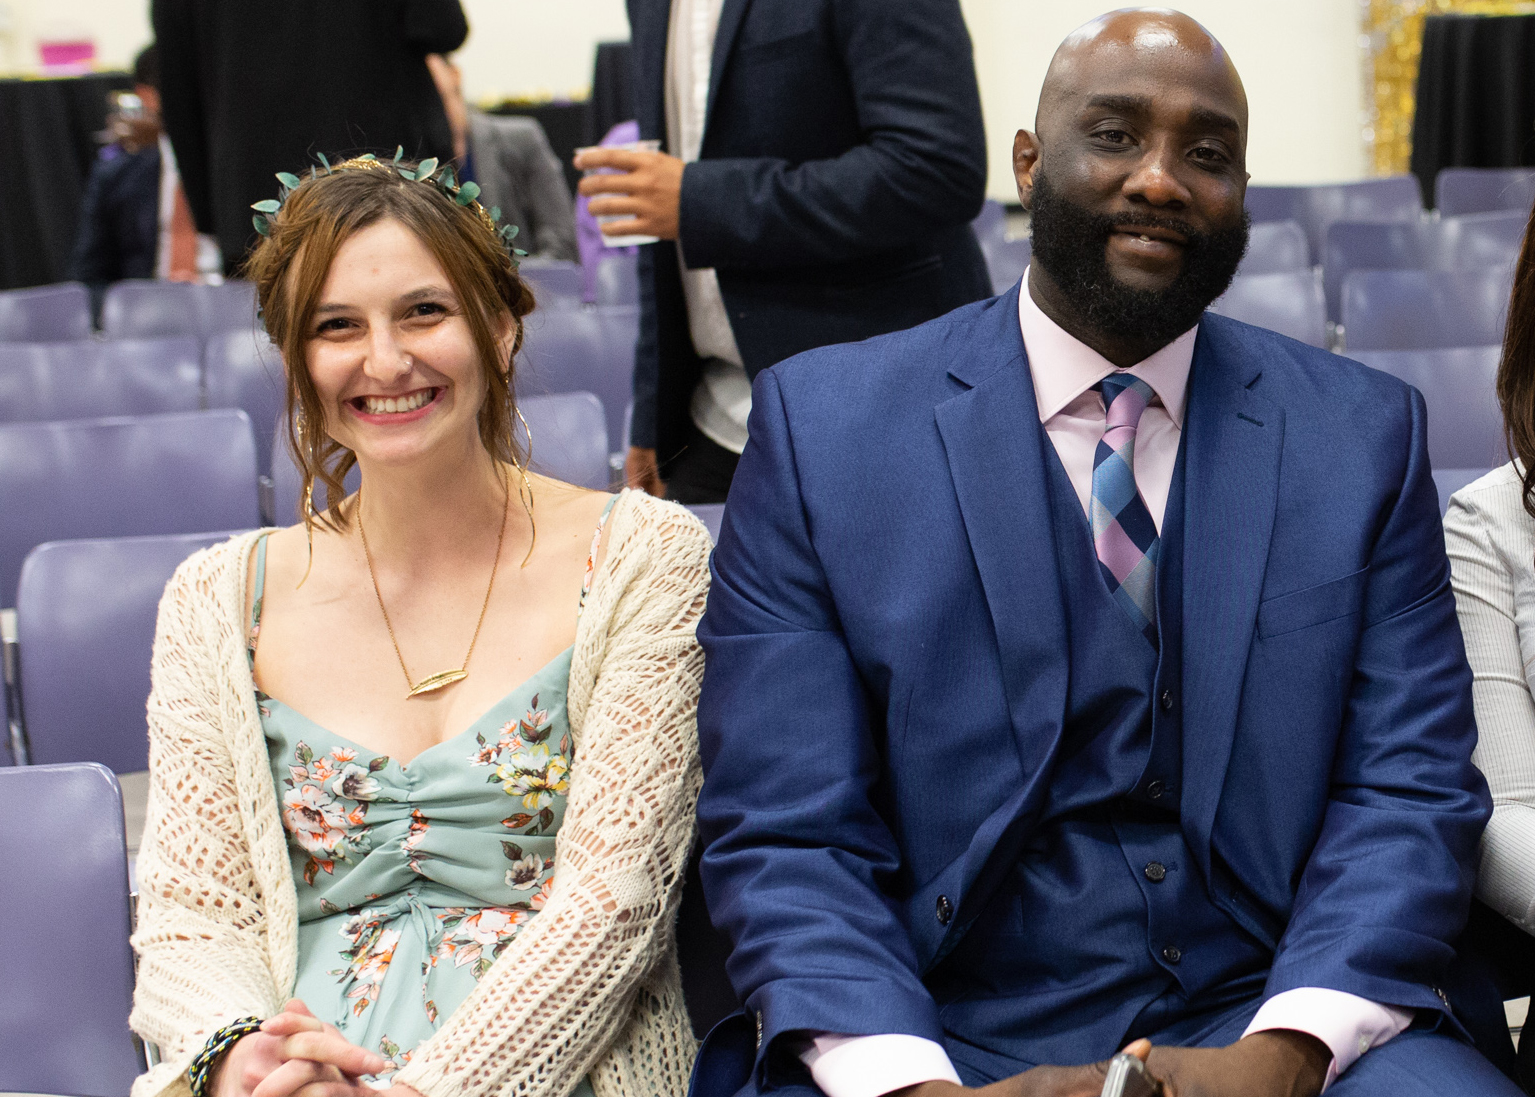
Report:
578,495,620,617
247,531,273,664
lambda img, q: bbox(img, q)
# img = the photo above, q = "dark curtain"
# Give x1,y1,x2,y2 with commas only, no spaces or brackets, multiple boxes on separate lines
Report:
0,73,132,290
590,41,635,146
1411,13,1535,207
487,101,590,197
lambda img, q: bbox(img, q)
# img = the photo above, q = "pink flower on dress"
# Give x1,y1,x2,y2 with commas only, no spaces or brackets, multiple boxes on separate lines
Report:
283,783,350,855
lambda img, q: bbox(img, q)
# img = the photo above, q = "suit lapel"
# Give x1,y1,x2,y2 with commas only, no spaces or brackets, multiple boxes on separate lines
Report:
705,0,756,130
1178,322,1284,876
934,291,1071,913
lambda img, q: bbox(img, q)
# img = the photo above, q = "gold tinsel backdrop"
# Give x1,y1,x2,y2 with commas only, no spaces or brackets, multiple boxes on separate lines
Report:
1364,0,1535,175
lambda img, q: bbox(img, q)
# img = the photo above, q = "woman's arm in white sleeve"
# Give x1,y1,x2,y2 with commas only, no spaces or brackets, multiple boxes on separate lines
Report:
1445,487,1535,932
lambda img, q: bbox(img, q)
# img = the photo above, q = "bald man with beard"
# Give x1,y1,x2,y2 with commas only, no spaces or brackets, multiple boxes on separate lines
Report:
686,10,1521,1097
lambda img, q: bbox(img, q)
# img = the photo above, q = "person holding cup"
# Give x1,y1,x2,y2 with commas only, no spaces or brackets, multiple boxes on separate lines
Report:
574,0,993,505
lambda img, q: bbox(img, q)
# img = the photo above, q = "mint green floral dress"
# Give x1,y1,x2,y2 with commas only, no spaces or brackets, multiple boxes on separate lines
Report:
249,501,612,1088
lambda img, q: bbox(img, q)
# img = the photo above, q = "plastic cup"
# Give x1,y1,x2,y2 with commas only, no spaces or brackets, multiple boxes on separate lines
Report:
579,139,664,247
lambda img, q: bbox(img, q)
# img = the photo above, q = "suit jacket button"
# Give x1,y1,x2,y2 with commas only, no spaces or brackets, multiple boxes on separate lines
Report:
936,895,953,925
1144,861,1167,883
1147,779,1166,799
1160,690,1174,712
1161,945,1182,964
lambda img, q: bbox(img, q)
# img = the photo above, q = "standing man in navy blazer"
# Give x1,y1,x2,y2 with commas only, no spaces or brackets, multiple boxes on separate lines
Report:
693,10,1517,1097
574,0,992,504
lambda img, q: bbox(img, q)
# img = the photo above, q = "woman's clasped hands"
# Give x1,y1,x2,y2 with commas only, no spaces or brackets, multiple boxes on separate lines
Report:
211,999,426,1097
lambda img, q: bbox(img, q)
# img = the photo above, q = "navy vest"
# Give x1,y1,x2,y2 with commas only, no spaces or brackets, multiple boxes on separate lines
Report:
926,433,1270,1083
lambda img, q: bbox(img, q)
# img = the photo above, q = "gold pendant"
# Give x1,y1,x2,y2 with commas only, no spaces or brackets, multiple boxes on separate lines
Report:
407,669,468,698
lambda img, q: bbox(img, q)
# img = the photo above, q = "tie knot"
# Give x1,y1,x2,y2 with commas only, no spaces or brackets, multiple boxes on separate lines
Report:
1100,374,1154,431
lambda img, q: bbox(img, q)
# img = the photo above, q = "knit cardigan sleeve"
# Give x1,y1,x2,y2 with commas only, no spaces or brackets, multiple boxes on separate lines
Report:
129,535,291,1097
395,494,711,1097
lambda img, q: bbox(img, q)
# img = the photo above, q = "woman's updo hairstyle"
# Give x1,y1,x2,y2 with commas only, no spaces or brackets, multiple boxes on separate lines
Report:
241,156,537,528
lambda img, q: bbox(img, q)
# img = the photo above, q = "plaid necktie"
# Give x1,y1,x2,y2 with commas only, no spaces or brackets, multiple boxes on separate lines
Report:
1091,374,1160,646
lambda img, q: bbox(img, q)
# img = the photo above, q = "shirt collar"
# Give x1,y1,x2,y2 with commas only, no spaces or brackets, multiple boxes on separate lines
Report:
1016,267,1196,428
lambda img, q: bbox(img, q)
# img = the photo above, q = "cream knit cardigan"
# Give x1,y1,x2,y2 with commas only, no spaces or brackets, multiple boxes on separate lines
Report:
129,491,710,1097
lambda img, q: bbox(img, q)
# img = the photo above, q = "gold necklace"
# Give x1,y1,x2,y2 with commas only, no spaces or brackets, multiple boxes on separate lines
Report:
357,468,511,699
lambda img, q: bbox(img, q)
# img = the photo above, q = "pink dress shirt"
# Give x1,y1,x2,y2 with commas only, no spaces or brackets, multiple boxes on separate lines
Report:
797,276,1412,1097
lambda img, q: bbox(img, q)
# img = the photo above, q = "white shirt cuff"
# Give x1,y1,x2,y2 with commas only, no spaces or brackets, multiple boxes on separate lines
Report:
801,1033,961,1097
1243,987,1414,1090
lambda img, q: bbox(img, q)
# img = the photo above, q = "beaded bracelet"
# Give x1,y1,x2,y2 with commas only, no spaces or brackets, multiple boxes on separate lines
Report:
188,1016,264,1097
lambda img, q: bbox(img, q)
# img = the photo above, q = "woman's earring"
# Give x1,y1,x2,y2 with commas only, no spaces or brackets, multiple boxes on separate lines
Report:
514,405,536,567
295,410,316,587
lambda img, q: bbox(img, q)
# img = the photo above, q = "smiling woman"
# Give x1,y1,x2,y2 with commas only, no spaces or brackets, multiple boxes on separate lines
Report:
127,157,711,1097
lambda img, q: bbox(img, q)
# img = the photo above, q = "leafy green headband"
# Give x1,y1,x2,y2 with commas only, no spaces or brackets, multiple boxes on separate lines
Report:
250,147,527,261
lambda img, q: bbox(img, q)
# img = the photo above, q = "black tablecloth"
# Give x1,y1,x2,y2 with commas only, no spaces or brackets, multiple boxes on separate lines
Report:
0,72,133,290
1411,13,1535,207
487,100,591,197
590,41,635,146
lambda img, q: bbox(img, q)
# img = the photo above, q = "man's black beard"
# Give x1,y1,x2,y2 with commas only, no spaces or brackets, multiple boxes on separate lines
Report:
1028,169,1250,351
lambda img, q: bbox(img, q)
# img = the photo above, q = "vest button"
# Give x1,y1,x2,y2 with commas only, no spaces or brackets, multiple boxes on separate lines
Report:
1160,689,1174,712
936,894,953,925
1162,945,1182,964
1146,779,1166,799
1144,861,1167,883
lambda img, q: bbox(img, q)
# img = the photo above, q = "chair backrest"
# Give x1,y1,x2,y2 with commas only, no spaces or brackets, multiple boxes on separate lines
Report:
198,280,260,335
1351,345,1503,467
685,503,724,543
0,337,202,423
1247,178,1423,264
1432,467,1494,517
972,198,1007,248
982,236,1031,296
205,329,286,474
520,259,586,304
1436,167,1535,218
268,411,361,528
0,409,261,604
18,531,243,772
595,251,639,306
0,282,92,342
0,762,140,1096
1322,213,1525,321
100,280,200,339
519,391,611,489
1237,219,1310,274
1340,268,1513,351
1207,270,1327,347
518,304,635,454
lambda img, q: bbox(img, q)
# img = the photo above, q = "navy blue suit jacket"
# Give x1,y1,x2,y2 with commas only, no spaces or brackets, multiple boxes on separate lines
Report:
625,0,993,462
67,144,161,286
694,286,1491,1091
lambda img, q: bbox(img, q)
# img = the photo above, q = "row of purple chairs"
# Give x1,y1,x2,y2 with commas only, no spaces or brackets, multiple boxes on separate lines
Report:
520,251,639,308
0,280,261,343
1437,168,1535,219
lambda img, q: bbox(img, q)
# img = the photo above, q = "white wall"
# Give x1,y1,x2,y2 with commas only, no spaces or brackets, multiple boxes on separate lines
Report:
0,0,1368,194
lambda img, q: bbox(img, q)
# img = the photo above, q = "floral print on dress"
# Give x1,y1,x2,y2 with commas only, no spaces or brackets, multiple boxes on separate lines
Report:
332,910,402,1017
402,809,430,876
469,696,573,836
431,906,530,979
282,741,388,886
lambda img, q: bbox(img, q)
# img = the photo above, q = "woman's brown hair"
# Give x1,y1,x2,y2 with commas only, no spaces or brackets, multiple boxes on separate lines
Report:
241,158,537,528
1498,200,1535,519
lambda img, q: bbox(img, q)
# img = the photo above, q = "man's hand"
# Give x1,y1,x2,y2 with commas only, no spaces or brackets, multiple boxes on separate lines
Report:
573,148,684,241
1143,1031,1329,1097
109,112,161,154
625,446,666,497
891,1039,1148,1097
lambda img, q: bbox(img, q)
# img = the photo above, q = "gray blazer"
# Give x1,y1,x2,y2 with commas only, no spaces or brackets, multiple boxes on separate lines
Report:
468,109,578,262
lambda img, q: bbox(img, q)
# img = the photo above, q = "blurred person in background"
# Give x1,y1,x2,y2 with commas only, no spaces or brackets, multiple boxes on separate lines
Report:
67,43,221,297
576,0,993,505
150,0,468,273
426,53,579,263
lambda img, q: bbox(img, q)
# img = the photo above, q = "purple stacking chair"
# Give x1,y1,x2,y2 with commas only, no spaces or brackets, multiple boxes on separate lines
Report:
595,251,640,306
1436,168,1535,218
972,199,1007,248
1351,346,1503,468
0,762,141,1096
1340,268,1513,351
206,329,285,474
0,337,202,422
1245,178,1423,267
100,280,200,339
0,281,92,342
520,259,586,304
982,236,1032,296
1322,212,1524,321
17,531,243,772
268,411,361,527
197,280,260,335
1236,219,1310,274
519,391,611,489
686,503,724,543
1433,467,1494,517
0,409,260,605
1207,270,1327,347
518,304,635,458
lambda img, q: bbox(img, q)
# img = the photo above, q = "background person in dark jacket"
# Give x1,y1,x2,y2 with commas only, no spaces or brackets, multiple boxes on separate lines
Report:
576,0,993,504
150,0,468,272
